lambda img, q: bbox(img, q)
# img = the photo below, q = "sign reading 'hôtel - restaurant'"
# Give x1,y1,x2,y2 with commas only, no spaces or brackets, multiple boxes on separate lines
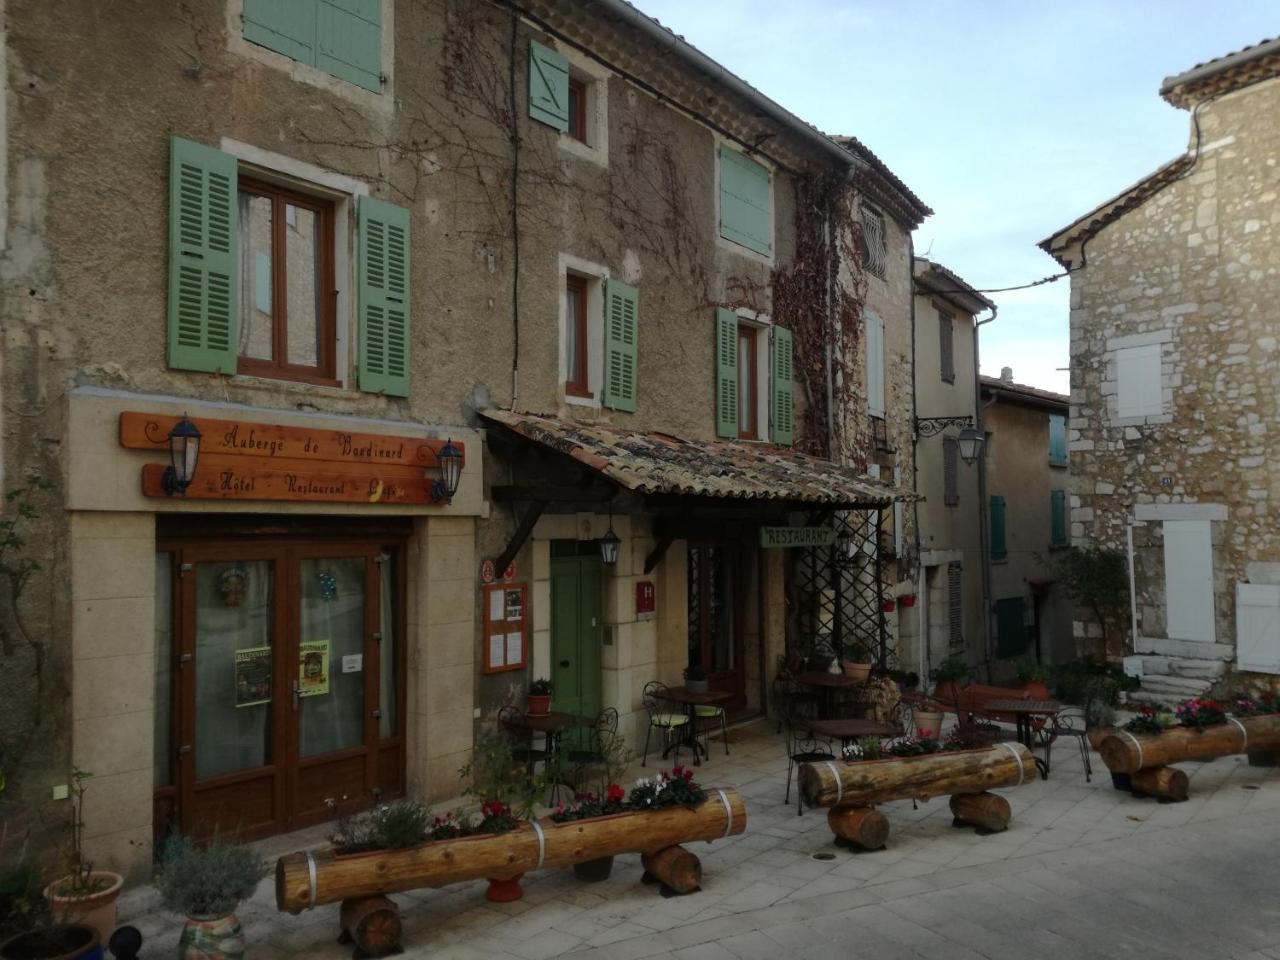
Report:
120,412,463,505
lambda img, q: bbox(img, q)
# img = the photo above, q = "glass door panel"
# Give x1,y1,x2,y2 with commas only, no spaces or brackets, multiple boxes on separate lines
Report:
298,556,367,758
194,560,275,780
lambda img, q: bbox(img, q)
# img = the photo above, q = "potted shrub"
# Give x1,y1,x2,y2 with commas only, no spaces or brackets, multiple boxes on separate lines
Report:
1,860,102,960
44,772,122,947
154,836,266,960
683,664,709,694
1084,699,1116,751
1016,662,1051,699
931,657,968,705
527,678,553,716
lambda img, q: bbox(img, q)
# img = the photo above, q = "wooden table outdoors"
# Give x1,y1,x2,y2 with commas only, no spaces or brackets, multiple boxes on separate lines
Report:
660,686,734,766
983,698,1062,779
794,672,867,719
807,717,899,748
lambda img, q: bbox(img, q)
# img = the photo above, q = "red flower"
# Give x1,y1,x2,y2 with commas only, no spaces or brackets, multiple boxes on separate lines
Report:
481,800,509,819
606,783,625,804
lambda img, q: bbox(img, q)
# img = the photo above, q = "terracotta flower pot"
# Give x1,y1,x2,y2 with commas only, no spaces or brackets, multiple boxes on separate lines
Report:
0,924,101,960
899,594,916,608
912,710,944,740
44,872,123,947
882,599,896,612
527,694,551,716
1022,681,1050,700
842,662,872,682
179,914,245,960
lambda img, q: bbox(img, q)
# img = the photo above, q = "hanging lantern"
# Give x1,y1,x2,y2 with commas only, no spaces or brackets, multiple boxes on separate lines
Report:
162,415,202,497
599,526,621,566
431,439,464,502
956,426,984,465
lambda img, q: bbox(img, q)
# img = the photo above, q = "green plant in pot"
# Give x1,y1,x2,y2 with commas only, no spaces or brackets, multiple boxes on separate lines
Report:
1015,662,1051,699
43,771,123,948
683,664,709,694
459,733,544,903
155,836,267,960
527,677,553,716
931,657,968,705
0,860,102,960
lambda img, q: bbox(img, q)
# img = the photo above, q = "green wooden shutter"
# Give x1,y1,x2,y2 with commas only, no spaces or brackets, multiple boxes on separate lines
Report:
602,279,638,412
243,0,317,65
1051,490,1068,546
357,195,411,397
990,495,1007,561
715,308,738,438
528,40,570,131
167,136,238,374
770,326,794,445
316,0,383,92
1048,413,1067,465
719,145,772,256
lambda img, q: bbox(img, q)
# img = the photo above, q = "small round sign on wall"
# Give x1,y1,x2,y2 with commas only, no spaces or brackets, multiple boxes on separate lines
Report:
503,562,517,582
480,559,496,584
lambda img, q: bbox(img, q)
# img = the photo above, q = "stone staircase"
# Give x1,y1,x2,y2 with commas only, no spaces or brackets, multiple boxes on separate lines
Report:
1123,637,1232,709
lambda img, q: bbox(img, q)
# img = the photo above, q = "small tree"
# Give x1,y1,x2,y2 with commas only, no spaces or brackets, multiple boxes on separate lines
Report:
1047,545,1130,659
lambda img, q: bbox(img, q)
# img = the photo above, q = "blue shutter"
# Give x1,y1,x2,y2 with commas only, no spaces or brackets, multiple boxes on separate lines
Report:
243,0,317,65
1048,413,1067,465
1051,490,1068,546
990,495,1007,561
719,146,772,256
316,0,383,92
528,40,570,131
357,196,411,397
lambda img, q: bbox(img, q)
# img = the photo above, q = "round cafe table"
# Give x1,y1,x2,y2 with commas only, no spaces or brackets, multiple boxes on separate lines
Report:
793,672,867,719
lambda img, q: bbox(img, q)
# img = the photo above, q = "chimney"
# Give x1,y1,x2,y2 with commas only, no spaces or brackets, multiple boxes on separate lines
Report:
1000,366,1013,384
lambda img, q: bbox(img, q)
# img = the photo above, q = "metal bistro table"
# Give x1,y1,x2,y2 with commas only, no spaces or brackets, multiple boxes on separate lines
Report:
500,710,593,762
660,686,734,766
794,672,868,720
807,717,899,750
983,698,1062,779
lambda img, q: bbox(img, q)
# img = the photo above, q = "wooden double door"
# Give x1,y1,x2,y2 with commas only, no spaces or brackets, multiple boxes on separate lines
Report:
155,535,405,843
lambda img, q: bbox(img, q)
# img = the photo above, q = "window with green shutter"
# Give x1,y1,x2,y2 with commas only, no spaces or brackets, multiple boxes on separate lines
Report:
770,326,794,445
243,0,383,93
528,40,570,131
357,195,411,397
714,308,738,438
168,137,239,375
602,279,638,412
1048,413,1067,465
990,495,1007,562
1050,489,1068,546
719,145,772,257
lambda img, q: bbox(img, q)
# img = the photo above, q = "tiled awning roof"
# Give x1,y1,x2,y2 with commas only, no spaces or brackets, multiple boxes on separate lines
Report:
481,410,919,508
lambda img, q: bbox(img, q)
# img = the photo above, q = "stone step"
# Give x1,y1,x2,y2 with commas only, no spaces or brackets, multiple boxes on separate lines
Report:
1134,636,1235,662
1135,674,1214,697
1124,689,1190,711
1139,657,1228,679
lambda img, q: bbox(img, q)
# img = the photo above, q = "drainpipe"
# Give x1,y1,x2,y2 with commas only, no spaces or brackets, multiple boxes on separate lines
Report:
1126,516,1139,655
908,240,926,679
974,306,997,680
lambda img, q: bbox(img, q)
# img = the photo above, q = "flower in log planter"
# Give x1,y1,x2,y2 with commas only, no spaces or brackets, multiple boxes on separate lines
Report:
1124,706,1173,736
1232,692,1280,717
629,765,708,810
1175,698,1228,731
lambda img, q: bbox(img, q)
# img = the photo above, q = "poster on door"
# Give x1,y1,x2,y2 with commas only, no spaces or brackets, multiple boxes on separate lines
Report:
299,640,330,697
234,645,273,707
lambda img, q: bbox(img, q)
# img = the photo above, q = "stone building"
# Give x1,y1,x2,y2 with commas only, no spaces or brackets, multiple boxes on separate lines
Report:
1041,38,1280,702
0,0,927,877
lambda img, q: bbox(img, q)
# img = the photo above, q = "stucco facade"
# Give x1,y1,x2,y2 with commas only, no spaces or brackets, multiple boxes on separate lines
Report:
1043,41,1280,702
0,0,927,878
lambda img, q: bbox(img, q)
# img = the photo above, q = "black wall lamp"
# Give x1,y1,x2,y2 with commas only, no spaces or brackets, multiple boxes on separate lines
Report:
431,439,464,503
599,507,621,566
915,415,983,465
162,415,202,497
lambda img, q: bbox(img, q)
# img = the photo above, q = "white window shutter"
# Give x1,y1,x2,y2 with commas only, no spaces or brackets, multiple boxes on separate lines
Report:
866,312,885,417
1116,344,1162,417
1237,584,1280,674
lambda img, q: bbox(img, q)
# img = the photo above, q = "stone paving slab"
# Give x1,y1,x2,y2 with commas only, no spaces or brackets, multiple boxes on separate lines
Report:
117,718,1280,958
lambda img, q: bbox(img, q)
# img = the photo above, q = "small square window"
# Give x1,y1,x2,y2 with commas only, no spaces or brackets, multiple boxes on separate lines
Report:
237,176,337,384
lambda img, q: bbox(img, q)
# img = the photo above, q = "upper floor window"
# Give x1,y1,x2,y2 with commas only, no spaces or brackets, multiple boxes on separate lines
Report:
939,310,955,383
1048,413,1067,465
718,146,773,258
1116,344,1163,418
559,263,637,412
567,77,588,144
564,273,591,398
860,207,887,279
865,311,885,418
242,0,383,93
714,309,792,444
737,324,759,439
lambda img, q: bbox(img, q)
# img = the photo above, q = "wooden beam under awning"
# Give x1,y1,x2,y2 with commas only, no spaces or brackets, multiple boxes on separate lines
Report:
492,500,547,577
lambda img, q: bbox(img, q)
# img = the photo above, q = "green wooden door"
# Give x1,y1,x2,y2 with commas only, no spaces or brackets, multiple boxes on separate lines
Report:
995,597,1029,658
550,551,602,724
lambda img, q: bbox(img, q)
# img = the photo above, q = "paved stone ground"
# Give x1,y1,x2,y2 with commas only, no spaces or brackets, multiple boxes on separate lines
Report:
118,719,1280,959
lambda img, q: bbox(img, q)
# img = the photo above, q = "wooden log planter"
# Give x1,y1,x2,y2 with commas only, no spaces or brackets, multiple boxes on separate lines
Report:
275,789,746,953
1098,714,1280,800
798,743,1037,848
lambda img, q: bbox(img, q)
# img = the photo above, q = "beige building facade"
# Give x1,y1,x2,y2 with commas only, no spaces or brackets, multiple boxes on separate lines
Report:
0,0,928,878
1043,39,1280,702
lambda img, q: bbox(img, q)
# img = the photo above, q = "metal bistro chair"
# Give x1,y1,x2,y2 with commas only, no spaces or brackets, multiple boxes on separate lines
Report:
641,681,690,767
783,700,835,816
497,704,562,803
566,707,620,790
1046,706,1091,782
772,653,821,734
694,700,730,759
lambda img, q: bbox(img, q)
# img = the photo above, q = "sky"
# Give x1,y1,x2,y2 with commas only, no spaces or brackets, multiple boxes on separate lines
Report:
635,0,1278,394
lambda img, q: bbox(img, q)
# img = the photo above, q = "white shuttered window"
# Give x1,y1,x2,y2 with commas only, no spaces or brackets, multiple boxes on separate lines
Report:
866,311,885,418
1116,343,1162,418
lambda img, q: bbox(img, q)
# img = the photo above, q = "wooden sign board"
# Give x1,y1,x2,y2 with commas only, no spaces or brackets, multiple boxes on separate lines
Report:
123,411,464,505
483,582,528,674
759,526,835,548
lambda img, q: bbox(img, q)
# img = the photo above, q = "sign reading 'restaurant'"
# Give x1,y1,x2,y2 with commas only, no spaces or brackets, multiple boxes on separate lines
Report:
759,526,835,548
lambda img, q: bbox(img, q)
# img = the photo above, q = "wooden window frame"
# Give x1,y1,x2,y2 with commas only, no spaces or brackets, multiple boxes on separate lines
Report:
564,273,592,398
567,77,588,144
737,323,758,439
237,176,338,387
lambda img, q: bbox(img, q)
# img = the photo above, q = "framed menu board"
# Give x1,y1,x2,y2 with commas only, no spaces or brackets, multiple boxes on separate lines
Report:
482,582,528,674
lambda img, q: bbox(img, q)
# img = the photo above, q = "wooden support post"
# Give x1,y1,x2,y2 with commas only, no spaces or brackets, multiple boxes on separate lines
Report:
339,896,402,957
1130,765,1189,802
826,807,889,850
644,535,673,574
641,845,702,894
491,500,547,577
949,792,1011,832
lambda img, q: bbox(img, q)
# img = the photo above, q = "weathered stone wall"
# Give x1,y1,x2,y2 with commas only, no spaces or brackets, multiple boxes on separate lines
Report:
1065,74,1280,654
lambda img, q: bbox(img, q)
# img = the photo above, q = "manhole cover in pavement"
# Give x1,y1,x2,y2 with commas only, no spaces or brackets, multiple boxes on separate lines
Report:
1242,784,1261,790
811,852,837,861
